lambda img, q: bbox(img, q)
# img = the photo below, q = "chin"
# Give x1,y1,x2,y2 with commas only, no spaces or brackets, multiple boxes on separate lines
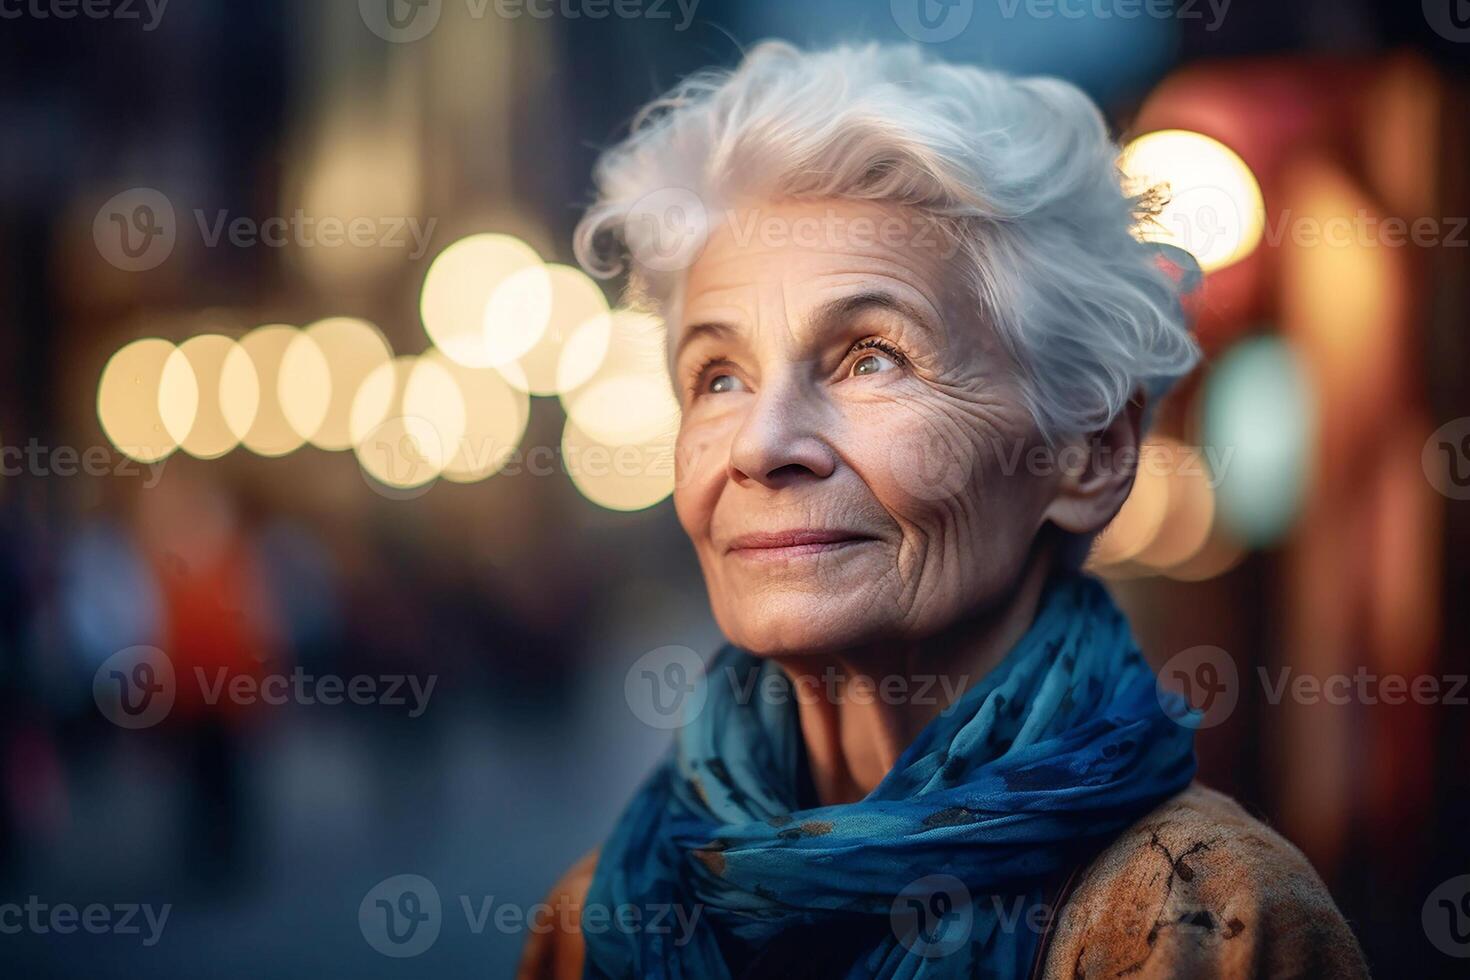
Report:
716,595,900,658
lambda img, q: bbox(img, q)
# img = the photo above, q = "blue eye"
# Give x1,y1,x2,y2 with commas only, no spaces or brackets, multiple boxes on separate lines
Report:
708,373,745,394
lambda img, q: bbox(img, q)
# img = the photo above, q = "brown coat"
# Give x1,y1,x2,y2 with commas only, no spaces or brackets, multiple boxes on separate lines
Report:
518,784,1369,979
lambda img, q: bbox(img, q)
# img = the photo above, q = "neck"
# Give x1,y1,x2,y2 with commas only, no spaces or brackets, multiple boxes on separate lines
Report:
774,553,1056,807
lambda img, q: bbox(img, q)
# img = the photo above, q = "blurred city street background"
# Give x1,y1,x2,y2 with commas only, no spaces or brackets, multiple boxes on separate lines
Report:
2,1,1469,975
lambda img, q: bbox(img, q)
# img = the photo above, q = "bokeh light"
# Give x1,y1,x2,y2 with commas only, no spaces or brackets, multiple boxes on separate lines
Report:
238,324,310,457
289,111,421,285
559,309,678,446
1134,441,1216,570
177,334,259,460
1164,525,1248,582
280,317,393,450
485,261,554,369
276,330,329,447
1203,335,1314,547
1279,159,1403,410
400,355,467,474
405,349,529,483
97,338,199,463
1119,129,1265,273
351,356,450,491
562,419,676,512
420,234,551,369
510,263,611,396
554,301,618,397
1088,441,1171,567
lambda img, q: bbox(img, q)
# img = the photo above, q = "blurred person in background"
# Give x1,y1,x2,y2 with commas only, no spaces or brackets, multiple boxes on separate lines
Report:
522,42,1369,979
135,473,280,884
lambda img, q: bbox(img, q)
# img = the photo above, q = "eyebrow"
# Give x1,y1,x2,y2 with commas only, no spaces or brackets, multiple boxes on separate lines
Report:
674,289,937,361
673,320,736,361
812,290,938,339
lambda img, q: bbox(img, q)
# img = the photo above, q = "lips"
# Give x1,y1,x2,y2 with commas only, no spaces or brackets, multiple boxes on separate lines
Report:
725,529,877,560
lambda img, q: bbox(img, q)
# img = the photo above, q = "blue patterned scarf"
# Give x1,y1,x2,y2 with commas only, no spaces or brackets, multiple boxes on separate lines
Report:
585,574,1196,978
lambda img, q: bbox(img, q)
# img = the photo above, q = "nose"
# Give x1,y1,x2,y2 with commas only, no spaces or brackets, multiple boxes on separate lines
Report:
727,378,836,488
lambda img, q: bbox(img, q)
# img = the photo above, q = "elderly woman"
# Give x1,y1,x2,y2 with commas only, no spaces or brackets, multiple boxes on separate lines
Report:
523,42,1367,979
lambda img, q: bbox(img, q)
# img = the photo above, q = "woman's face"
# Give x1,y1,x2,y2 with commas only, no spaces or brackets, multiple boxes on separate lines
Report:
671,198,1088,657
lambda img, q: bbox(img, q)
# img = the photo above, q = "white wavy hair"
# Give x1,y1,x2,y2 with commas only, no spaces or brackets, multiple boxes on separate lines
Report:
574,41,1200,440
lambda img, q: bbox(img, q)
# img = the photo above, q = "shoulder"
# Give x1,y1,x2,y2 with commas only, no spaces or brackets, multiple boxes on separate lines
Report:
1042,783,1369,979
517,849,599,980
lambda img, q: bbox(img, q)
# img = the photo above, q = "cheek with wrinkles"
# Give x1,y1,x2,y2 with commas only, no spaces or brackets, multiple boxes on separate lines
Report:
837,383,1050,624
673,414,740,527
842,384,1013,517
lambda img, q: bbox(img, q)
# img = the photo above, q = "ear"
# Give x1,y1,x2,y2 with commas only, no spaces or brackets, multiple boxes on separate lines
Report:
1042,395,1144,536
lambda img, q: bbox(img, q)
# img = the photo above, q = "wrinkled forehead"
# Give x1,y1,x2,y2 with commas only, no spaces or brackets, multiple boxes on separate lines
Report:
674,198,965,348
